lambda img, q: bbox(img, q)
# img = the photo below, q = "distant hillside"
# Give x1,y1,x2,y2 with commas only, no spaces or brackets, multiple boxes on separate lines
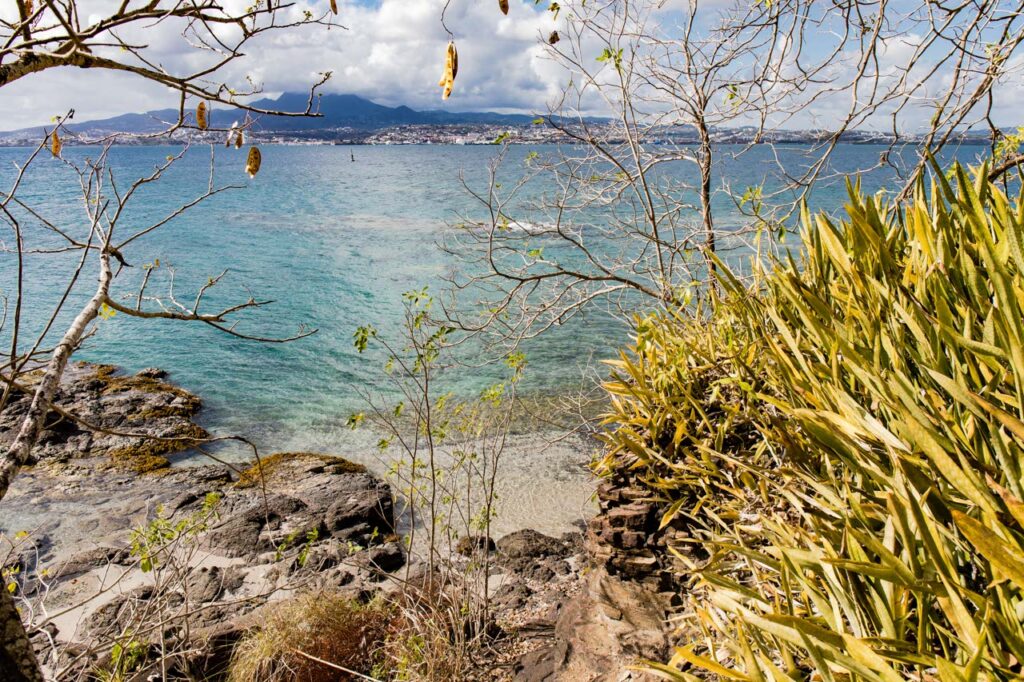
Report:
1,93,998,146
0,93,546,138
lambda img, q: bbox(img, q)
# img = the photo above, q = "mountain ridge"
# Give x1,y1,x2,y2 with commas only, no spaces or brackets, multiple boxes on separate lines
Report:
0,92,549,138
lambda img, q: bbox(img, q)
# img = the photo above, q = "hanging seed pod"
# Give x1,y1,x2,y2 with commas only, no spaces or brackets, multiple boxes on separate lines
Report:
50,130,61,157
548,30,560,45
235,128,244,149
329,0,337,13
498,0,508,14
196,101,208,130
245,147,262,178
438,41,458,100
25,0,33,17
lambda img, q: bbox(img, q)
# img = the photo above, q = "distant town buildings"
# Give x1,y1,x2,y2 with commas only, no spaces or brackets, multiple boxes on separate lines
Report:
0,122,994,148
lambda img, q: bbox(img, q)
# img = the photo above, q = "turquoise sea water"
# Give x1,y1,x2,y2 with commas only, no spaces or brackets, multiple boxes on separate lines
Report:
0,143,979,461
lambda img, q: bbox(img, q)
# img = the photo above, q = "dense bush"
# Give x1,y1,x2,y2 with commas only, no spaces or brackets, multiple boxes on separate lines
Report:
604,164,1024,680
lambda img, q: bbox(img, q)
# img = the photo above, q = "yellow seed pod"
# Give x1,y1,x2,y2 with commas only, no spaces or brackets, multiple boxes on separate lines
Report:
245,147,262,178
235,129,244,149
25,0,33,17
438,41,458,100
50,130,61,157
499,0,508,14
196,101,208,130
330,0,337,13
548,30,559,45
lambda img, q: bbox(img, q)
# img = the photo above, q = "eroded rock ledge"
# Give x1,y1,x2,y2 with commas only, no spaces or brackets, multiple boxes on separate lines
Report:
0,361,207,473
5,448,407,679
507,457,682,682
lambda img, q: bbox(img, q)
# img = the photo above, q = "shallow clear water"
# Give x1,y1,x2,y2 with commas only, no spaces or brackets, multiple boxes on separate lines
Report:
0,142,979,462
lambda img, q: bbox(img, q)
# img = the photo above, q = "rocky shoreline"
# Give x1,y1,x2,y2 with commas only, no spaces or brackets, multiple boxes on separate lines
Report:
0,362,672,681
0,362,207,473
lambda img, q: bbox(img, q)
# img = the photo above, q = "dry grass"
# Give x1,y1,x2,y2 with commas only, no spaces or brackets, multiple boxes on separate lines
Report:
227,592,395,682
379,578,485,682
225,578,496,682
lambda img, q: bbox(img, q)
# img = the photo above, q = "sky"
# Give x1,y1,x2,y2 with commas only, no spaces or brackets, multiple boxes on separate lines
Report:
1,0,568,130
1,0,1022,132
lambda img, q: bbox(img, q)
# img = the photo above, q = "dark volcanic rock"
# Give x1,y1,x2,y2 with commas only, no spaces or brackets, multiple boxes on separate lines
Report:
456,534,497,557
53,546,127,579
497,529,574,582
2,364,414,679
86,586,156,636
323,473,394,544
498,529,569,560
494,581,533,610
190,566,245,603
205,494,307,558
513,638,571,682
7,450,408,670
352,542,405,578
210,453,398,559
0,362,207,471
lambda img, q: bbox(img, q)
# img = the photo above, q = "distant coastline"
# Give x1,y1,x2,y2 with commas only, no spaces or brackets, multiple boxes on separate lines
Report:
0,123,999,148
0,91,1002,147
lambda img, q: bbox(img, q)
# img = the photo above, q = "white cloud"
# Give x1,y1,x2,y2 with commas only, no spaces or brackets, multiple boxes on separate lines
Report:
0,0,568,130
2,0,1022,132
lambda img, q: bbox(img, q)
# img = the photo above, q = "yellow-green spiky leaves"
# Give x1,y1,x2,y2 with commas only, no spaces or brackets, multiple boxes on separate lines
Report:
615,166,1024,680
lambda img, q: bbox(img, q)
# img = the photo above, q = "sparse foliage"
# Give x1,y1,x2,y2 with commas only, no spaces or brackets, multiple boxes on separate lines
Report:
351,288,523,678
445,0,1024,355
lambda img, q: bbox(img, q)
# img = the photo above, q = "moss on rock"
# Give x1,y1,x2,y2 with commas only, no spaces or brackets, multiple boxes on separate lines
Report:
104,423,208,475
94,365,200,408
107,449,172,474
235,452,367,489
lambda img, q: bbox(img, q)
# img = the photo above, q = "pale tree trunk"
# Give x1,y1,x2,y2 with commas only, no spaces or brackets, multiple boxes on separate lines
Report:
694,111,716,260
0,252,111,680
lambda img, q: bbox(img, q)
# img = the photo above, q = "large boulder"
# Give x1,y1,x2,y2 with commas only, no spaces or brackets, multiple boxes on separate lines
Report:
498,529,570,560
223,452,397,552
204,493,307,559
